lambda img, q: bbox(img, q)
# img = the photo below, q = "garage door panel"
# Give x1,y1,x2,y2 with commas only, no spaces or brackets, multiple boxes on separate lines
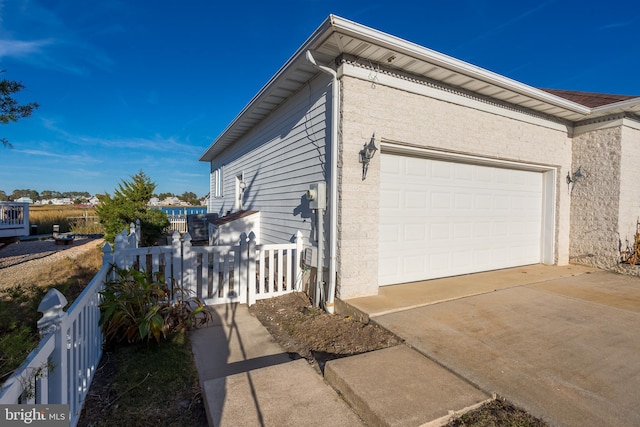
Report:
380,153,543,286
404,224,426,241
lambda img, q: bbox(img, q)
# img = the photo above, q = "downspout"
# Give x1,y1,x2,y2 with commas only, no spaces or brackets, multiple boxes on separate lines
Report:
306,50,338,314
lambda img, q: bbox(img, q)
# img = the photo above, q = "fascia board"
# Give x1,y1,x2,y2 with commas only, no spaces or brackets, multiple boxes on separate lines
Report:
329,15,591,116
589,97,640,115
199,16,335,162
200,14,595,162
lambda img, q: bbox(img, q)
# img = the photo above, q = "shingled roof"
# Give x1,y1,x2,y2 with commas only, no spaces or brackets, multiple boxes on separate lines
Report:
540,89,639,108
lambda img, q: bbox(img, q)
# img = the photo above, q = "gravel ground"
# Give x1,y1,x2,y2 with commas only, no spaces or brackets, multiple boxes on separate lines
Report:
0,237,104,289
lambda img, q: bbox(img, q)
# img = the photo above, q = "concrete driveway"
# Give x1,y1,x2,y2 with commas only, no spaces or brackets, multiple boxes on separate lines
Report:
367,267,640,427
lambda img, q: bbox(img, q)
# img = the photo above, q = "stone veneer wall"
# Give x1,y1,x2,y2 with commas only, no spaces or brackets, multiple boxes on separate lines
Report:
618,125,640,248
336,65,572,299
569,126,622,268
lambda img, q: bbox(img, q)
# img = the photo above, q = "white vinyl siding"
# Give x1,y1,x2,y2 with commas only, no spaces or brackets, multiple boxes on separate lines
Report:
208,75,332,250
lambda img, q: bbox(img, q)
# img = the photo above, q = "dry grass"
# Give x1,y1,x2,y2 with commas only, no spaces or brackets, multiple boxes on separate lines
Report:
0,242,104,291
29,205,102,234
33,245,104,295
0,246,105,382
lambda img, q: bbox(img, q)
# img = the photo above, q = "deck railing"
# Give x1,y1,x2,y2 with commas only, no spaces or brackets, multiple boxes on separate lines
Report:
0,202,29,237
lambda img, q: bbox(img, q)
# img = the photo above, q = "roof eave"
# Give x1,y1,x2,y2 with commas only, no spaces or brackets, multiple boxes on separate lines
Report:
201,15,598,163
329,16,591,116
199,16,337,162
588,97,640,118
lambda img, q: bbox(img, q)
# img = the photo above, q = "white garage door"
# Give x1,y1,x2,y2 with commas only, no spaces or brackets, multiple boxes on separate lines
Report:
379,153,544,286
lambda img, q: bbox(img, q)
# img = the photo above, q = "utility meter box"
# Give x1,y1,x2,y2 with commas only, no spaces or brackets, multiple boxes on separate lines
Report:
306,182,326,210
304,247,317,268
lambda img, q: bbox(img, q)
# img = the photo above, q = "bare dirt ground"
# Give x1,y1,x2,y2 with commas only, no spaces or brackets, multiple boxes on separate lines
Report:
249,292,403,372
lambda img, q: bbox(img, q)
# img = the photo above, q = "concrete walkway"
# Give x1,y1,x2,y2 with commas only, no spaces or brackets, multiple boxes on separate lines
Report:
190,304,365,426
191,264,640,426
190,303,489,427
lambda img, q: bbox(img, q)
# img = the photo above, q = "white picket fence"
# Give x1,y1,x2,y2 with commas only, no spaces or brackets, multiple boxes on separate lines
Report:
117,229,304,305
0,224,303,425
167,215,187,233
0,246,113,427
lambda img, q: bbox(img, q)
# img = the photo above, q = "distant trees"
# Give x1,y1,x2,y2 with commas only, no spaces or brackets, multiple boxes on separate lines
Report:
156,192,174,200
95,171,169,246
10,189,38,200
0,186,200,204
178,191,199,205
1,71,39,148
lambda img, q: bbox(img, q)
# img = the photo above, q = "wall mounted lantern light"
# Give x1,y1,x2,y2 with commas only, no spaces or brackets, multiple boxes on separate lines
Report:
566,166,584,194
359,134,378,180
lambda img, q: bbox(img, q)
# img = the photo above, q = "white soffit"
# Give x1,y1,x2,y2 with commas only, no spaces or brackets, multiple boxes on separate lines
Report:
200,15,612,161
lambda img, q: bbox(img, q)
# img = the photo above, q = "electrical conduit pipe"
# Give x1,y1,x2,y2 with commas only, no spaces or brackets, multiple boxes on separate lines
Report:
305,50,338,314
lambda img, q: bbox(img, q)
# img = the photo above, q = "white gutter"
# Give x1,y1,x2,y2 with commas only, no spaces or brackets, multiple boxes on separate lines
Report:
328,15,592,116
589,97,640,116
306,50,338,314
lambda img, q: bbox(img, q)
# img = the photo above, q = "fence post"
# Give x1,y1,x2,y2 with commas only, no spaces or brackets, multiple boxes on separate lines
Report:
247,232,257,306
171,230,182,298
37,289,68,405
182,233,195,297
102,243,114,280
114,231,126,269
294,230,304,291
135,219,141,248
239,233,249,305
129,222,136,247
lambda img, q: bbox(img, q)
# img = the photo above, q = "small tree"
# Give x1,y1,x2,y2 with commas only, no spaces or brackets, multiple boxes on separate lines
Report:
96,171,169,246
178,191,199,205
1,72,39,148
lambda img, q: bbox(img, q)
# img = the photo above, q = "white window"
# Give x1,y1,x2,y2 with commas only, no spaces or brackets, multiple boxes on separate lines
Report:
213,166,224,198
235,172,246,211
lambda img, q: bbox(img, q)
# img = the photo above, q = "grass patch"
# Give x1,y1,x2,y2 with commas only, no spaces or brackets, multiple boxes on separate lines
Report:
0,246,104,382
78,333,207,426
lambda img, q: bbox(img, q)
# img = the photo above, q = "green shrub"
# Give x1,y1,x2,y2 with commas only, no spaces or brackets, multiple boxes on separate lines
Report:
0,284,58,382
99,266,210,345
95,171,169,246
0,325,38,381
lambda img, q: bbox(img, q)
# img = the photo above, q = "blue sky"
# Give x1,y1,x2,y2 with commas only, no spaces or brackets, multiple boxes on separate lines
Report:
1,0,638,198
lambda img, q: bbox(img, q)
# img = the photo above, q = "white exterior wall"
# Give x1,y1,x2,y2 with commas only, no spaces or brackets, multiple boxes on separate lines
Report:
208,75,333,249
337,64,572,299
